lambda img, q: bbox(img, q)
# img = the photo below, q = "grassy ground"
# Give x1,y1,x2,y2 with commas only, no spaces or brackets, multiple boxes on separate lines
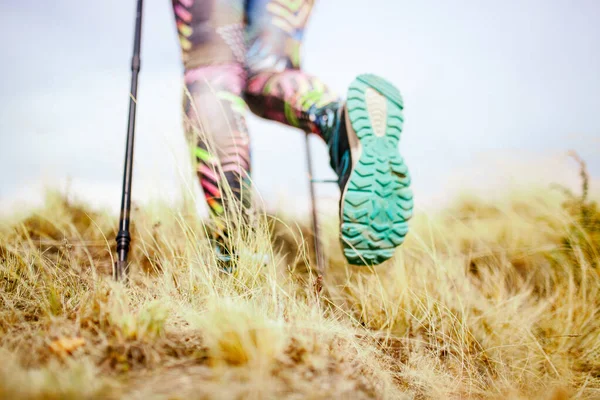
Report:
1,177,599,399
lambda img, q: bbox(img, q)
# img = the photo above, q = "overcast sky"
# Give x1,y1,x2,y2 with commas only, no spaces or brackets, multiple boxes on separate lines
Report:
1,0,599,216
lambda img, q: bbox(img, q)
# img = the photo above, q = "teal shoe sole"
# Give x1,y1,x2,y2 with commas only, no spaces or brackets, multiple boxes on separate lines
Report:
340,74,413,266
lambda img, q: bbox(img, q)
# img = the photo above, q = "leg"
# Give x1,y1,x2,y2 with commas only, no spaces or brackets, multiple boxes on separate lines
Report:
243,0,414,266
244,0,343,142
172,0,252,258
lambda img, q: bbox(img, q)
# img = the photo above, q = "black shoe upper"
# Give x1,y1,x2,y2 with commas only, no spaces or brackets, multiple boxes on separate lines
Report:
310,103,352,191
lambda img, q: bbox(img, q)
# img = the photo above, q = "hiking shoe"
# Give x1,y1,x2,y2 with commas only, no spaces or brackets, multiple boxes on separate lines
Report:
214,240,236,273
327,74,413,265
212,239,270,273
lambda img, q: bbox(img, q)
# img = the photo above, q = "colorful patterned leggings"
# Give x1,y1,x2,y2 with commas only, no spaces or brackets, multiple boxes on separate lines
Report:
172,0,341,237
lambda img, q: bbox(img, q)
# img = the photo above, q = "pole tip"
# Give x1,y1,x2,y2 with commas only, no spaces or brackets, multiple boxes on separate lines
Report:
113,260,129,282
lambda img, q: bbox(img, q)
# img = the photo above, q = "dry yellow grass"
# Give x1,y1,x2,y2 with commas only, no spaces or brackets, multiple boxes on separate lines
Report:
1,183,599,399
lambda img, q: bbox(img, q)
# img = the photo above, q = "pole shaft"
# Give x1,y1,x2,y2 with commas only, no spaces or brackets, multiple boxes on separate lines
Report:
304,134,325,278
115,0,144,281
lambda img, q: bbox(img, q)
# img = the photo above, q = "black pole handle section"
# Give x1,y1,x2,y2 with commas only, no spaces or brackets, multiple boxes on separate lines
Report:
304,133,325,278
114,0,144,281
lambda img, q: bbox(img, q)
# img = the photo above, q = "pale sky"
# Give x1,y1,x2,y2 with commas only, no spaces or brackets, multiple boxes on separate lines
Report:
1,0,599,217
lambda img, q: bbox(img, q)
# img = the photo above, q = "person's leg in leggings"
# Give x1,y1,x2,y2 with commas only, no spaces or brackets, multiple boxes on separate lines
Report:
244,0,342,143
243,0,413,266
172,0,252,261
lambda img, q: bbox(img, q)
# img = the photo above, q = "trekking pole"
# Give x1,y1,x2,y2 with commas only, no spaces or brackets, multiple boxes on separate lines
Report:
114,0,144,281
304,133,326,278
